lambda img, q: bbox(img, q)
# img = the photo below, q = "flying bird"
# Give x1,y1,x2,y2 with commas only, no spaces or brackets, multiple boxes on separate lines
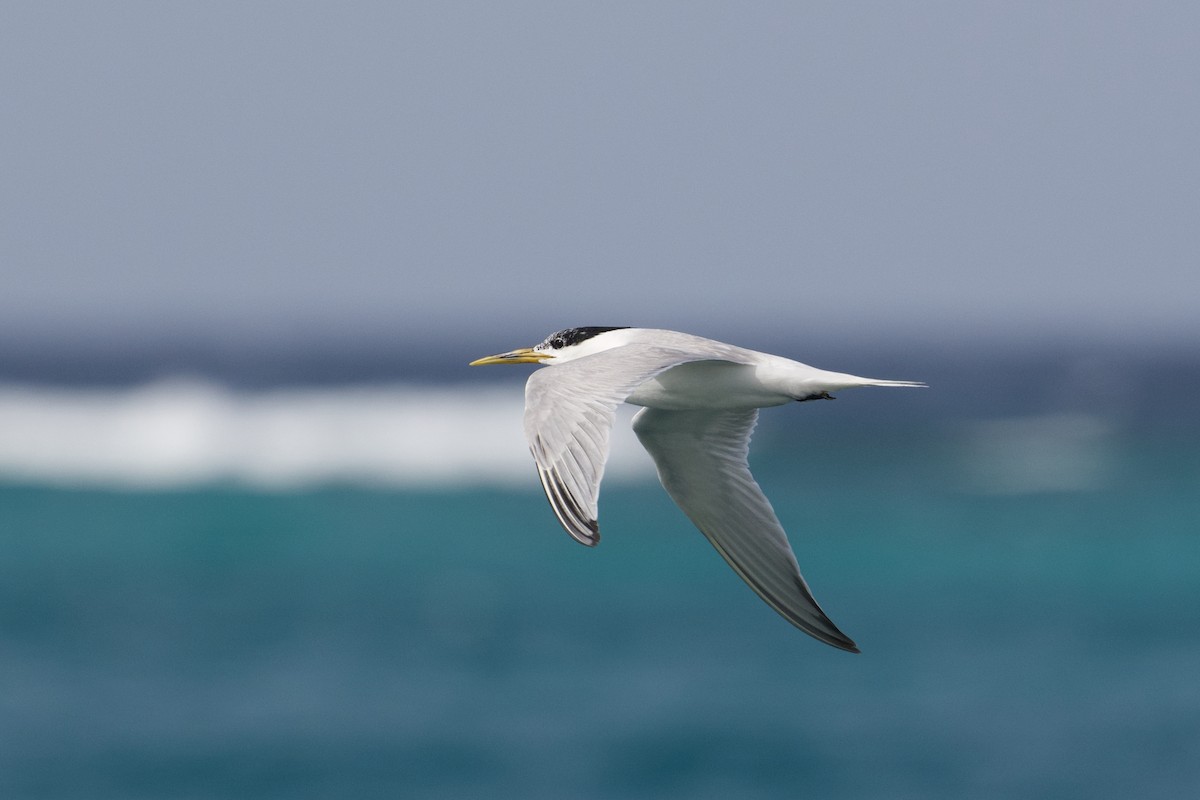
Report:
470,327,923,652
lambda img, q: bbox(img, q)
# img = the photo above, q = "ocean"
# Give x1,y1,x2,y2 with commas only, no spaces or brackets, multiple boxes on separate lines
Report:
1,347,1198,798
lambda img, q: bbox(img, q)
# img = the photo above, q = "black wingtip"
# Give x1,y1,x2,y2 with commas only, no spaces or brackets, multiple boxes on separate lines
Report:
536,464,603,548
813,626,859,653
814,620,860,653
570,521,601,547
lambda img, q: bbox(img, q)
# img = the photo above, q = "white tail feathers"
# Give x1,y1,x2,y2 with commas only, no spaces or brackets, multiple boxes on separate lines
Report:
806,369,927,392
862,379,927,388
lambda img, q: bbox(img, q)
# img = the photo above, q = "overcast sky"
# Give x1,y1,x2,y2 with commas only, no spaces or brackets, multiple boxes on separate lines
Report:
3,2,1197,354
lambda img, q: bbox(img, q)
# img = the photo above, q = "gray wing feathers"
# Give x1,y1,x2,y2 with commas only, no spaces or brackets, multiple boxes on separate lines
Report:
524,344,730,547
632,407,859,652
526,395,611,546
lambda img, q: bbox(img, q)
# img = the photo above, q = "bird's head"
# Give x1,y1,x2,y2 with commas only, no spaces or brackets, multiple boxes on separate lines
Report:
469,327,631,366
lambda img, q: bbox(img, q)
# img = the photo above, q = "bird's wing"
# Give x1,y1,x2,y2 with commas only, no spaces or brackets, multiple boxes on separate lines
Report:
524,344,737,546
632,407,858,652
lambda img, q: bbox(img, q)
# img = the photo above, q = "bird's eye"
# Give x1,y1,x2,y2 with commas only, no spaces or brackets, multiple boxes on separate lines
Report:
551,337,565,349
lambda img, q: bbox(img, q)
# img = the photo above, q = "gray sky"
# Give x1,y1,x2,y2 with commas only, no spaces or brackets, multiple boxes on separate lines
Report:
3,2,1197,352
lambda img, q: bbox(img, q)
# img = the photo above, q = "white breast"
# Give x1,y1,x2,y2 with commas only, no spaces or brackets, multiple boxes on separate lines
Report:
625,361,797,410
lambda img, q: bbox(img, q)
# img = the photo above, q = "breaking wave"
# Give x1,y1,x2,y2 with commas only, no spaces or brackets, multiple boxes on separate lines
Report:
958,412,1116,494
0,380,653,490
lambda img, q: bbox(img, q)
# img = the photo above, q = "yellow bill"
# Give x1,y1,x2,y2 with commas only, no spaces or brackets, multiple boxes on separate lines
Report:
469,347,549,366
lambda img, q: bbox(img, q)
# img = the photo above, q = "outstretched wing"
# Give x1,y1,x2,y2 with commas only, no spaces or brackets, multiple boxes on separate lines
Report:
632,407,858,652
523,344,731,546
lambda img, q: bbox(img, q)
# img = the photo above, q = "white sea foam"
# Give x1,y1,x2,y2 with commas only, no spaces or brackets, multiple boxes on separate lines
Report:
960,413,1116,494
0,380,654,490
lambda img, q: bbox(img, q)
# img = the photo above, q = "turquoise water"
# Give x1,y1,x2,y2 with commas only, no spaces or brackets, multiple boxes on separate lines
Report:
2,434,1198,799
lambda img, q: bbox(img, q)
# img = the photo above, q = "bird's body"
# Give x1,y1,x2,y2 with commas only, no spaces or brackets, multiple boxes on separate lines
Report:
471,327,923,652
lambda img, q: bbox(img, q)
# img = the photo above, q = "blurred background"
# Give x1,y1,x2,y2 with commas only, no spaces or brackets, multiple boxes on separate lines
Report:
2,3,1198,798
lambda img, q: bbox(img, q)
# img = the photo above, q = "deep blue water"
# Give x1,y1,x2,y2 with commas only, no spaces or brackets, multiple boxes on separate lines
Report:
2,432,1198,799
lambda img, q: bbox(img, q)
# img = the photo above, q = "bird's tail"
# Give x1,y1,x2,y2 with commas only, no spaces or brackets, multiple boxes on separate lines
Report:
806,369,926,392
858,378,927,388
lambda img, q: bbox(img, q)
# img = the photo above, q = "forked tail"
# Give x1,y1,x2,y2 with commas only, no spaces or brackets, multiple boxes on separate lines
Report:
807,368,927,391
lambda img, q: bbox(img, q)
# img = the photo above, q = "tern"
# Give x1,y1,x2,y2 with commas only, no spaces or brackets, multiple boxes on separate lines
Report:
470,327,923,652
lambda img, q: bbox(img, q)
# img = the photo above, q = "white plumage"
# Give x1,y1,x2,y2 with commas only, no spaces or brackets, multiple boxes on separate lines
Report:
471,327,923,652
